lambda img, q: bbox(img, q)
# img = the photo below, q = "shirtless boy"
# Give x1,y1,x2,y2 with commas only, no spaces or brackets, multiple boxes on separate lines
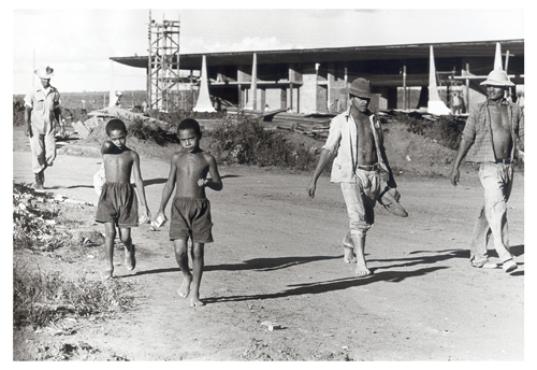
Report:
95,119,150,278
155,118,222,307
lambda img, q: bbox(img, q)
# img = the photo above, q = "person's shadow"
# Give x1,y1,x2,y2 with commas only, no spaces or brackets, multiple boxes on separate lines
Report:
203,266,448,304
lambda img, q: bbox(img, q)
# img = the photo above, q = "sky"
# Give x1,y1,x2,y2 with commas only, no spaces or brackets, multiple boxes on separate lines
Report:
12,8,525,94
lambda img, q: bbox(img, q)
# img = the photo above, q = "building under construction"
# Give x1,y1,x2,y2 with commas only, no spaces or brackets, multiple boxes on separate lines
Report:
111,15,524,114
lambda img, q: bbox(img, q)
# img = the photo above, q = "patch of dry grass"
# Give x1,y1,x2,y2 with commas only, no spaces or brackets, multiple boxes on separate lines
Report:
13,267,134,328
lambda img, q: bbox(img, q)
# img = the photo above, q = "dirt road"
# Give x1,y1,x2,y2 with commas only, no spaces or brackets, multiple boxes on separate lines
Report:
12,143,524,360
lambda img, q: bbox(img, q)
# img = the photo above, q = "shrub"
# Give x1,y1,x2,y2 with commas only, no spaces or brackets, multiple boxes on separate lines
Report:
209,115,318,171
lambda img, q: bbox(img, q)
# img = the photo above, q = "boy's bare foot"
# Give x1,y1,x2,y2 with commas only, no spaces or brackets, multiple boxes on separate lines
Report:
177,274,192,298
190,297,205,307
124,245,136,271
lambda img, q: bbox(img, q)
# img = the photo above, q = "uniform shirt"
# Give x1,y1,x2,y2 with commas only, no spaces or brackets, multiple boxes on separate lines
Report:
322,108,395,185
24,85,61,134
461,99,524,163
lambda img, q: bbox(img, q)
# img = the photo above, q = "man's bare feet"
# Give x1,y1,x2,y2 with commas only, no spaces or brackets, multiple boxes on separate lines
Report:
343,247,357,264
177,274,192,298
343,240,356,264
190,297,205,307
355,265,372,277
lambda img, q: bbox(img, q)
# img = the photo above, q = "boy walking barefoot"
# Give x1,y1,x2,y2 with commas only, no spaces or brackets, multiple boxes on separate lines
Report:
96,119,150,278
155,118,222,307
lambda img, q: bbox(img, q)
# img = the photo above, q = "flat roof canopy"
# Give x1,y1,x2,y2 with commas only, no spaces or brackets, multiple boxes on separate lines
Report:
111,39,524,70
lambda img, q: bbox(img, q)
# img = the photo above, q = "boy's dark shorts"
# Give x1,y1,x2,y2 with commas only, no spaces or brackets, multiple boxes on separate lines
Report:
95,182,139,227
169,197,213,243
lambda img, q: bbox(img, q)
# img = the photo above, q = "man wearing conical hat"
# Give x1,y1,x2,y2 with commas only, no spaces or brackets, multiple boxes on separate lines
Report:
24,66,62,190
450,69,524,273
308,77,403,277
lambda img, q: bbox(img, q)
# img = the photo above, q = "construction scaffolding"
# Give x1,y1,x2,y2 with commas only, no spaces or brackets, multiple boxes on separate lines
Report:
147,11,181,112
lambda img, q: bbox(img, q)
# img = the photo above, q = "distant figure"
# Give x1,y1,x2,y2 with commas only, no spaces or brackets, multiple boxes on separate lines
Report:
142,100,148,114
96,119,150,279
155,118,223,307
24,66,63,190
308,77,402,277
451,91,465,115
450,69,524,273
109,90,122,108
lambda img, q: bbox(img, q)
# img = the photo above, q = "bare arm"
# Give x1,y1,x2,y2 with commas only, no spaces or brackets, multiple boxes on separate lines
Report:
450,138,473,186
201,155,223,191
158,155,178,214
307,149,333,198
131,151,149,213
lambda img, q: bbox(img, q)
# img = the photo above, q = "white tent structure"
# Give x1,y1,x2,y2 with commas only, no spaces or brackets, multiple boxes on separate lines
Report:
193,55,216,113
427,45,451,115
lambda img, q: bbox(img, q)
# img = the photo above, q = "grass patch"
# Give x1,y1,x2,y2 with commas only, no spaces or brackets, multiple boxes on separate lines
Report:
13,267,134,328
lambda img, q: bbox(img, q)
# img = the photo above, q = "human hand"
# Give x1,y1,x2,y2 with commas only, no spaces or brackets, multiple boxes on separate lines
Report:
450,167,460,186
197,178,208,187
307,181,317,199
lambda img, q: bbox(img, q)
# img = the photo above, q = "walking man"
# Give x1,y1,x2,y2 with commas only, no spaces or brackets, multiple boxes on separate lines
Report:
308,77,399,276
450,69,524,273
24,66,62,189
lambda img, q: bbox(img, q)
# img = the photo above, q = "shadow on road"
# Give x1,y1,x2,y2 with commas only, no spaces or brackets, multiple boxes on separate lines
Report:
205,255,341,272
371,249,468,269
204,266,448,304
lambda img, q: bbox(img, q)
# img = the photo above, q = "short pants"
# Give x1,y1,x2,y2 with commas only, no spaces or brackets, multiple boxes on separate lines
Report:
169,197,213,243
95,182,139,227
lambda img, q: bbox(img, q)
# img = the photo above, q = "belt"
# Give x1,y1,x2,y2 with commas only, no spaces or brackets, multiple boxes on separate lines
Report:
495,159,511,164
357,163,379,171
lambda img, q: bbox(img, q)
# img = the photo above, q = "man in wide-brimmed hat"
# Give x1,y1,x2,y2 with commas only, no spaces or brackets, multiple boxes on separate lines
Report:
450,69,524,273
24,66,63,190
307,77,401,277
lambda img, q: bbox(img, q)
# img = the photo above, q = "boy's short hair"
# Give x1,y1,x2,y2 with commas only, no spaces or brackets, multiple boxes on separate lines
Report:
177,118,202,138
105,119,127,136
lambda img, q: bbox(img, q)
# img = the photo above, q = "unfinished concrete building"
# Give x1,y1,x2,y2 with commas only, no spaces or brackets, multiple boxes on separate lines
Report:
111,39,524,114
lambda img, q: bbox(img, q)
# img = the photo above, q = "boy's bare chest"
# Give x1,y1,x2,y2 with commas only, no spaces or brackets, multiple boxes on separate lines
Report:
177,155,208,176
104,152,132,167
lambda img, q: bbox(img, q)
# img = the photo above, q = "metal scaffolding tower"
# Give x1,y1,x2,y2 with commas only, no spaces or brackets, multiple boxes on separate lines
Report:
147,11,180,112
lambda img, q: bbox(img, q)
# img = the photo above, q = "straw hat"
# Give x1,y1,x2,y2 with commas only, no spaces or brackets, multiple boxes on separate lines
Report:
480,69,514,87
349,77,372,98
34,66,54,79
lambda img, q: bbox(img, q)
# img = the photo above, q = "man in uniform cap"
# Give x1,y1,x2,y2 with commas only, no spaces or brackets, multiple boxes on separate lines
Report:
308,77,401,277
450,69,524,273
24,66,62,190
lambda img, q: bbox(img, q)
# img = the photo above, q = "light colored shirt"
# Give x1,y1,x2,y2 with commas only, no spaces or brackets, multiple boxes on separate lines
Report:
24,85,61,135
322,108,392,184
461,99,524,163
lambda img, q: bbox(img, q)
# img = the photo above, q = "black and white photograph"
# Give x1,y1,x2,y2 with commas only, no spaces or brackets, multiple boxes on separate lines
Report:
7,1,532,363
